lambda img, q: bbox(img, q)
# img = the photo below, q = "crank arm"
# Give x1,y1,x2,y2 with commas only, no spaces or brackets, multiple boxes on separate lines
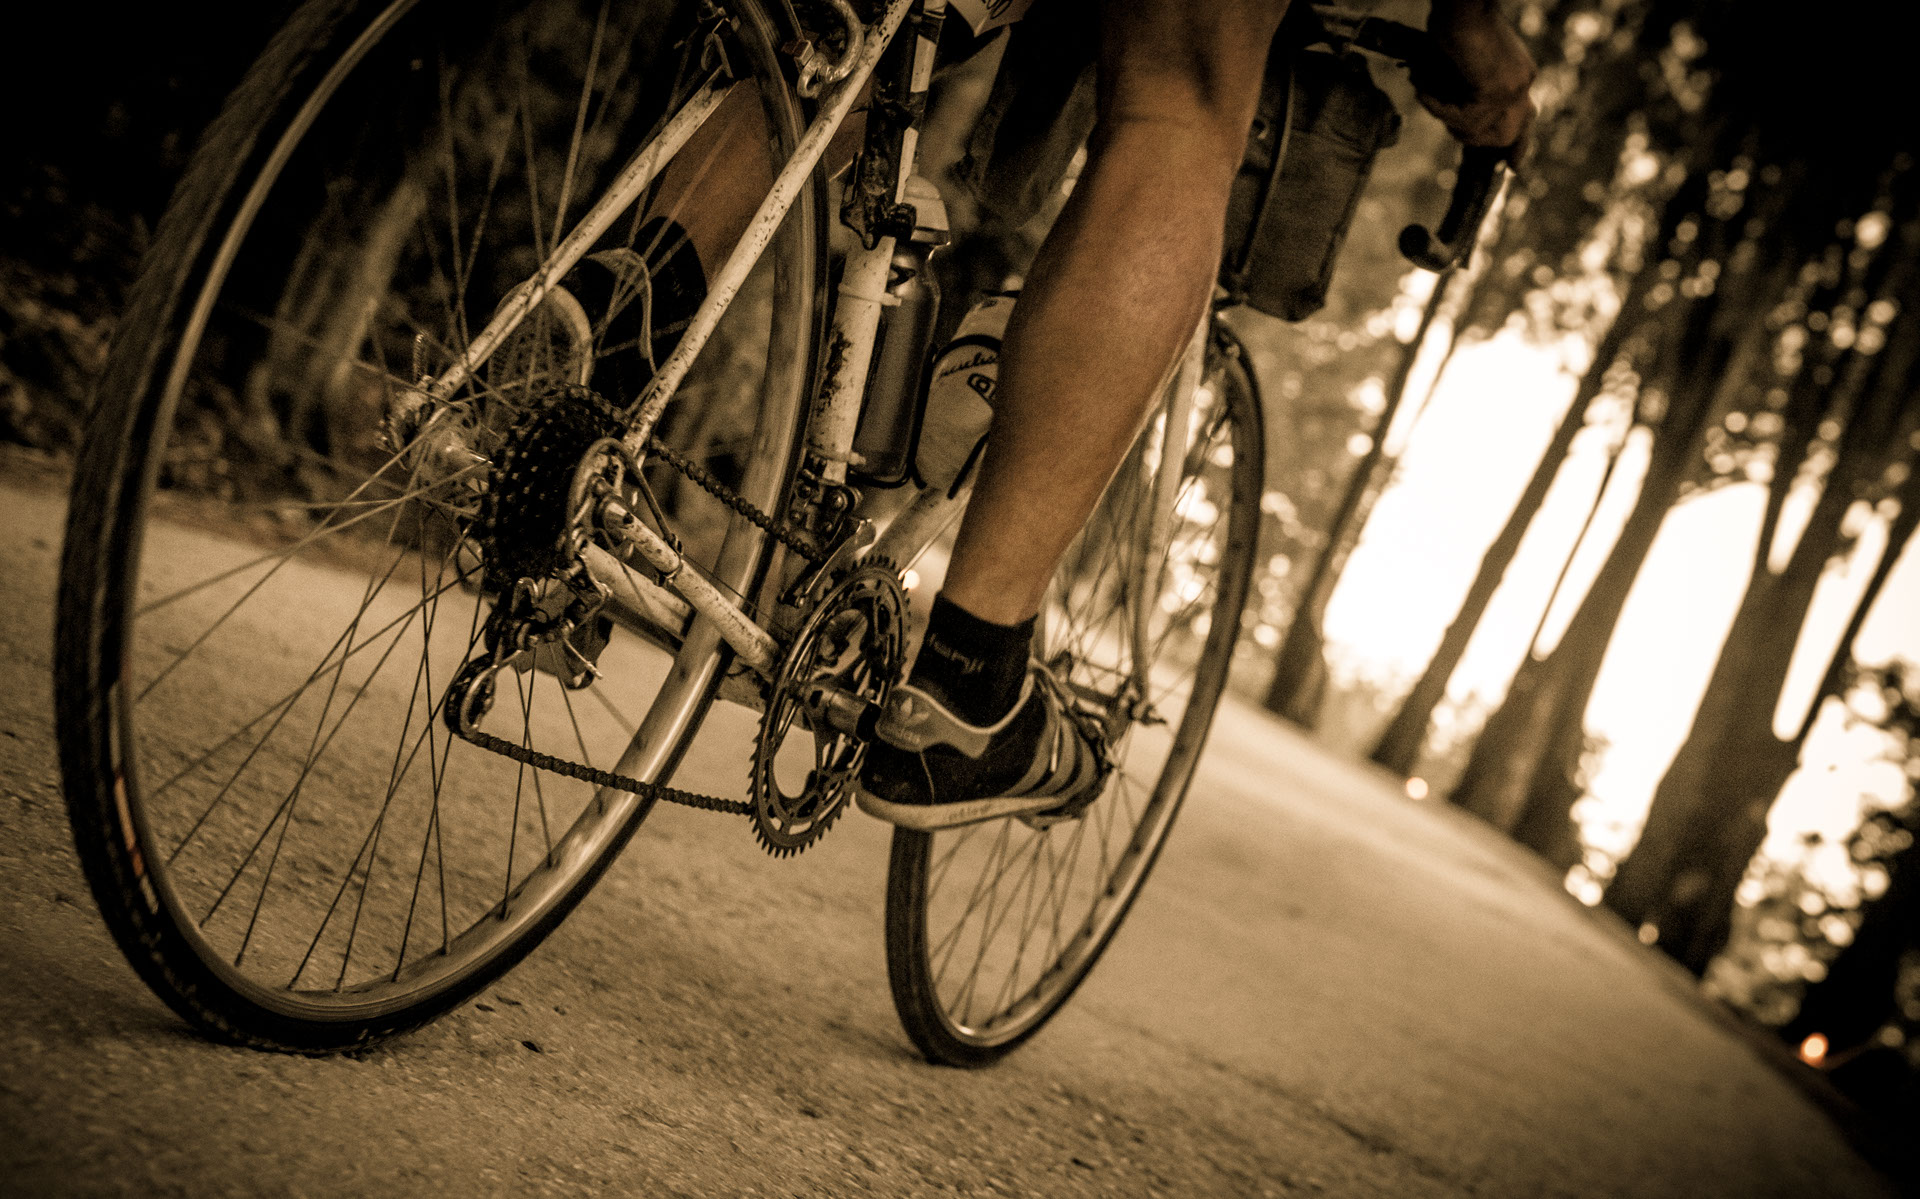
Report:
797,681,884,741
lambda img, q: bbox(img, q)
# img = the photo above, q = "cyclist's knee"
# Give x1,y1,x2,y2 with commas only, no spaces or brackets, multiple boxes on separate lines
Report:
1095,0,1290,159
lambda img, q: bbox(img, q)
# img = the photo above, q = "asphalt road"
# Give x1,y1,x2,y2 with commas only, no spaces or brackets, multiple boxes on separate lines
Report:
0,455,1896,1198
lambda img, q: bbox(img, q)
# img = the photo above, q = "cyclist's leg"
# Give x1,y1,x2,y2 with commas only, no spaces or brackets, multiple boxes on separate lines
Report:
574,84,867,394
940,0,1288,626
859,0,1288,827
645,86,869,268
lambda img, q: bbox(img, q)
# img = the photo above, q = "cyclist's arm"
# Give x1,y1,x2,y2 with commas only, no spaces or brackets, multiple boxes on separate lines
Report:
1421,0,1537,156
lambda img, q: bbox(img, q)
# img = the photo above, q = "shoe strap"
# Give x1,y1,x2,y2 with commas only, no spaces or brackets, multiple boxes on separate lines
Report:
1006,668,1105,800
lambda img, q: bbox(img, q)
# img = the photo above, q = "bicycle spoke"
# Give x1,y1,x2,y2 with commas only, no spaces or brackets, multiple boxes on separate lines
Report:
549,0,611,253
329,539,470,986
392,541,469,978
71,0,822,1042
221,532,443,953
132,455,476,625
437,50,479,357
927,822,981,899
558,676,597,771
516,670,557,856
930,821,1012,986
182,544,426,904
952,833,1050,1024
153,554,478,852
988,835,1054,1015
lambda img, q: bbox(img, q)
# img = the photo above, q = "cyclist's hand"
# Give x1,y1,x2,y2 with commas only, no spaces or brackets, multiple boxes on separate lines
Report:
1419,1,1536,163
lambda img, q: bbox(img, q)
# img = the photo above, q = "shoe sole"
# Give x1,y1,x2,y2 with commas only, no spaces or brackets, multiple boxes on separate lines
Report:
855,788,1067,832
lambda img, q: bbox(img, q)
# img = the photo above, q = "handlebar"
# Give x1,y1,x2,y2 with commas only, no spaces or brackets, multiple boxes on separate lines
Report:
1305,4,1513,273
1399,145,1507,272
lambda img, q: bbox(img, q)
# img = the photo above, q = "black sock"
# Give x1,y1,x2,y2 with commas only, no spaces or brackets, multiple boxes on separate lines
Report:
910,594,1034,726
564,216,707,400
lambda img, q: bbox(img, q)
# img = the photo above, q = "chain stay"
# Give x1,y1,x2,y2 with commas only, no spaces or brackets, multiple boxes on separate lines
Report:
452,424,836,818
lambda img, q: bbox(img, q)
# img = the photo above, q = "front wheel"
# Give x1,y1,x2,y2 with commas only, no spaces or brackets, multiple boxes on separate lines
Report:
54,0,823,1052
883,327,1266,1066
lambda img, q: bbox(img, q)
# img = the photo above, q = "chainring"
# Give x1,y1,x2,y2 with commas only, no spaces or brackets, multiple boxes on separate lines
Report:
749,561,907,856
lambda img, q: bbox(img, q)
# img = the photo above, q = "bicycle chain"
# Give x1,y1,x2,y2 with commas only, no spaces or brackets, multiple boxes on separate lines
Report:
644,436,828,566
457,721,752,816
450,425,833,818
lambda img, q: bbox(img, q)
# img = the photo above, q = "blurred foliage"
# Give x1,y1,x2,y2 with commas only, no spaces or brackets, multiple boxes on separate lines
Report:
1708,661,1920,1144
1708,663,1920,1023
0,3,294,451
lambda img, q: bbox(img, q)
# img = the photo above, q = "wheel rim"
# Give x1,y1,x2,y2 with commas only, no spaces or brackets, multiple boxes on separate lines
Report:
88,0,814,1023
900,343,1262,1049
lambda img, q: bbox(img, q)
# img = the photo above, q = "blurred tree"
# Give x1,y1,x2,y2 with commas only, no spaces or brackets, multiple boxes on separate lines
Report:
1353,0,1704,767
1782,793,1920,1055
1778,663,1920,1145
1616,343,1920,968
1512,217,1914,871
1588,24,1920,942
1439,0,1920,869
1264,278,1452,726
1258,0,1616,728
0,2,294,447
1450,160,1770,832
1368,264,1652,776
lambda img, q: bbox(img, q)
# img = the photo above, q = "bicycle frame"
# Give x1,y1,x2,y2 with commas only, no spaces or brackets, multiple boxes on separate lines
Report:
402,0,1198,700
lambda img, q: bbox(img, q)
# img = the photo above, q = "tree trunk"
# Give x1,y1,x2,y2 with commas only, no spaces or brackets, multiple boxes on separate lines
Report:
1607,296,1920,941
1451,655,1572,829
1450,281,1733,830
1656,440,1920,972
1263,276,1452,725
1368,271,1651,776
1505,244,1795,863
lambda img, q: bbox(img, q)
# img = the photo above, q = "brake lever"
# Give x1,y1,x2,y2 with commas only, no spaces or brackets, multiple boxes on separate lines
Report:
1399,144,1507,272
1320,8,1510,273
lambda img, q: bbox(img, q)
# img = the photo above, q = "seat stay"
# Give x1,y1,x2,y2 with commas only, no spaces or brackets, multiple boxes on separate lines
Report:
420,70,737,408
590,0,940,681
622,0,920,455
471,0,924,687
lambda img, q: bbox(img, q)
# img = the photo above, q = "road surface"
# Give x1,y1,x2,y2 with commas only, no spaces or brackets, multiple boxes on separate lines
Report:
0,455,1895,1197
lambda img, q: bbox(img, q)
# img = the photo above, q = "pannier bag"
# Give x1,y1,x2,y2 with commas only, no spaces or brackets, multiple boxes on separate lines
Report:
1220,42,1402,321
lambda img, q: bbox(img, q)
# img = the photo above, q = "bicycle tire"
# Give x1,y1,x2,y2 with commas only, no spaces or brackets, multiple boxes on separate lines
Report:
883,326,1266,1067
54,0,826,1052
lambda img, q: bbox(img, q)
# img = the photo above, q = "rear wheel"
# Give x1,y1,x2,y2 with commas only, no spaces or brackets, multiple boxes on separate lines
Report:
883,328,1265,1066
54,0,824,1051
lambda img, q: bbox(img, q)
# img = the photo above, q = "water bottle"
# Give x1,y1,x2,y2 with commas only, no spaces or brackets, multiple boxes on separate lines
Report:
852,242,941,485
916,291,1015,495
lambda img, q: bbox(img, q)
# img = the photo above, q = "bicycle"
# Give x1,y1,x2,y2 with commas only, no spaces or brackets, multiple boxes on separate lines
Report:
53,0,1498,1064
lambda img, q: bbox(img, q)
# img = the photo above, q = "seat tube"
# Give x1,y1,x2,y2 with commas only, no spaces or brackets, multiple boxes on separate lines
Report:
807,0,948,485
